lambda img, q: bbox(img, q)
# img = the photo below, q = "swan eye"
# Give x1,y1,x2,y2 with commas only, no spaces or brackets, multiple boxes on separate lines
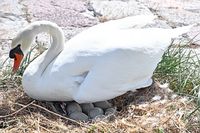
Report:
9,44,23,59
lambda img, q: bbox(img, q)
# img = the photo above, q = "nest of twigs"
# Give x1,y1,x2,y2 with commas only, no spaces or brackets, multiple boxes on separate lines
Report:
0,77,199,133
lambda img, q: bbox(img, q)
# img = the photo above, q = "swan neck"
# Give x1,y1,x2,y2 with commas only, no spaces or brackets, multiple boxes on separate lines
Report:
30,22,65,75
32,22,65,51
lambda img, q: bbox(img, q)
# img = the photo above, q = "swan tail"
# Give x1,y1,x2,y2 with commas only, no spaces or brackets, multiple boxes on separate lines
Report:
107,15,156,29
170,24,194,38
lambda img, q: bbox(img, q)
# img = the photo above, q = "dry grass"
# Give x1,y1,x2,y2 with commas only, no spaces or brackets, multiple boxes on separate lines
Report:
0,75,199,132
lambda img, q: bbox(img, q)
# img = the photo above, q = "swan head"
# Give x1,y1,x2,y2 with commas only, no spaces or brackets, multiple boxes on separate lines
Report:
9,26,35,72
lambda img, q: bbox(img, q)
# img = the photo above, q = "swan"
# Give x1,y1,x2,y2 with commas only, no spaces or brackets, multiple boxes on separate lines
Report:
9,15,193,103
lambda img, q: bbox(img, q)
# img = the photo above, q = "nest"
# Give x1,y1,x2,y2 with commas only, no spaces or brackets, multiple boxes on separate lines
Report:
0,78,199,133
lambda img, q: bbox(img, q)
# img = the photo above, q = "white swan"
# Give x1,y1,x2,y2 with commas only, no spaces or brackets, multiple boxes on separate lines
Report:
9,15,192,103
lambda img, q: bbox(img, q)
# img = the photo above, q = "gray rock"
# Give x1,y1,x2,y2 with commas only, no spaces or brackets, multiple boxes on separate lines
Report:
138,0,200,43
66,102,82,115
88,107,104,119
0,0,28,40
22,0,98,27
94,101,112,110
90,0,153,21
69,112,89,121
80,103,94,114
105,107,116,115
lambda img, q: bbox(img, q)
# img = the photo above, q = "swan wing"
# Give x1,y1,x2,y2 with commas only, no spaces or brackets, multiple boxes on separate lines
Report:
69,26,193,103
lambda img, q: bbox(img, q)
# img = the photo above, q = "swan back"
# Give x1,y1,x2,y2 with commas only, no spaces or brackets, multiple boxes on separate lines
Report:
66,25,193,55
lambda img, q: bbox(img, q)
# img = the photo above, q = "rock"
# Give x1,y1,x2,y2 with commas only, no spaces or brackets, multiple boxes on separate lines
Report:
22,0,98,27
69,112,89,121
138,0,200,45
138,0,200,24
88,107,104,119
94,101,112,110
90,0,153,21
105,107,116,115
80,103,94,114
20,0,99,48
66,102,82,115
0,0,28,40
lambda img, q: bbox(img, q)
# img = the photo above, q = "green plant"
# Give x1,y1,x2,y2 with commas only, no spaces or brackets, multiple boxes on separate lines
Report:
154,40,200,119
155,42,200,98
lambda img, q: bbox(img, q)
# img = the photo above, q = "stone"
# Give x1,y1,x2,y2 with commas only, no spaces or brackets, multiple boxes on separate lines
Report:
94,101,112,110
88,107,104,119
137,0,200,44
90,0,153,21
66,102,82,115
80,103,94,114
69,111,89,121
0,0,28,40
22,0,98,27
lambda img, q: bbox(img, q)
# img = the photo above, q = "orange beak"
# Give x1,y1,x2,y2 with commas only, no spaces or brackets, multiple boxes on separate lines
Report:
13,53,24,72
